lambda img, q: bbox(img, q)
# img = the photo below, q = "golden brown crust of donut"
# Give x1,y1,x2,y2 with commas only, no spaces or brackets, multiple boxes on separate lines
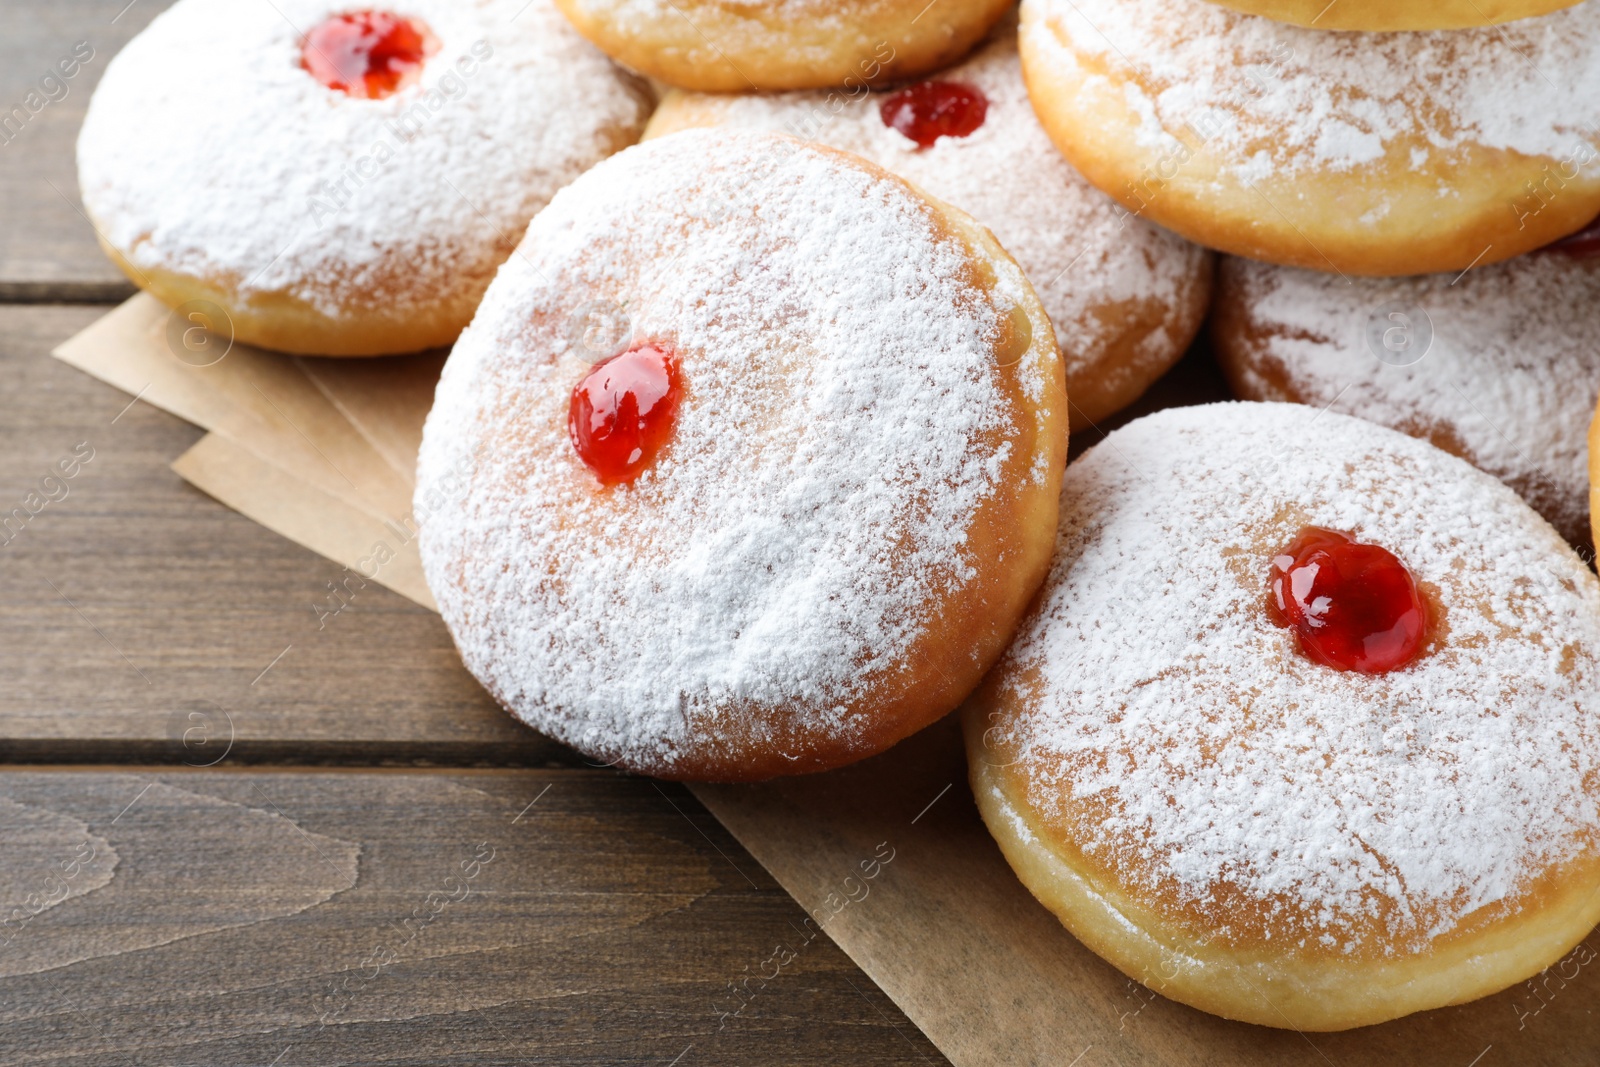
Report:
1067,270,1210,429
1208,0,1581,30
97,236,481,357
552,0,1014,91
1018,4,1600,277
963,718,1600,1030
1590,395,1600,552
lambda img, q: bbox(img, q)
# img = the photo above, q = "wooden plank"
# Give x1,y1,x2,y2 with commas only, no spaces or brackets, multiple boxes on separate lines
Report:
0,306,554,763
0,766,943,1065
0,0,169,295
4,299,1233,759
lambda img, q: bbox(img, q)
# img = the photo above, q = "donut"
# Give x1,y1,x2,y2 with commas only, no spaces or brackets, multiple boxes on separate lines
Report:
551,0,1012,92
1018,0,1600,277
1212,242,1600,548
416,128,1066,781
964,401,1600,1030
643,24,1212,429
1205,0,1581,31
77,0,652,356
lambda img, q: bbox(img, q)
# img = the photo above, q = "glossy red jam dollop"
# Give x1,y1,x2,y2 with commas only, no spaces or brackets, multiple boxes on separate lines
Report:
301,11,437,99
1546,215,1600,260
569,343,681,485
879,81,988,148
1267,526,1428,674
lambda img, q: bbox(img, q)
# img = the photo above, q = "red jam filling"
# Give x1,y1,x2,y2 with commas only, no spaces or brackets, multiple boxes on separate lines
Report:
1267,526,1427,674
301,11,437,99
569,343,681,485
879,81,988,148
1545,215,1600,260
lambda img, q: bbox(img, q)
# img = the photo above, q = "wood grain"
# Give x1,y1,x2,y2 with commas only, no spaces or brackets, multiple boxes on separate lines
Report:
3,303,947,1064
0,0,169,297
0,305,553,764
0,767,944,1066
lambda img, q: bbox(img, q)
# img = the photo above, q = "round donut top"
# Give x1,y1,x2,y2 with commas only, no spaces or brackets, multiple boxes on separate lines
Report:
980,402,1600,957
652,28,1206,388
1022,0,1600,183
416,128,1057,774
77,0,650,316
1219,253,1600,546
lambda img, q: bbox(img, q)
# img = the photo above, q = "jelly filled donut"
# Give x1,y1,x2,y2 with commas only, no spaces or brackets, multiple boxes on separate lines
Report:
1019,0,1600,276
1207,0,1582,31
644,24,1211,429
965,401,1600,1030
78,0,651,356
552,0,1013,92
416,129,1066,781
1212,242,1600,547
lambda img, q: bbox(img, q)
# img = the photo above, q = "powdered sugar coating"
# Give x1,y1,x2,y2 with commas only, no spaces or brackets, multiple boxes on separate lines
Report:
78,0,650,317
614,0,867,13
416,129,1058,776
653,26,1208,416
1218,254,1600,547
567,0,976,44
985,402,1600,954
1023,0,1600,182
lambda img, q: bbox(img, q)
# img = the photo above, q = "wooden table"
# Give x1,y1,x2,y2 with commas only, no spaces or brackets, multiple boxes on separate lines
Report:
0,3,952,1061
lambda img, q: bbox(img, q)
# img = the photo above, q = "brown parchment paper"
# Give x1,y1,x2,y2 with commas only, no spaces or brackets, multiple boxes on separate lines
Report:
297,351,447,484
53,299,1600,1067
54,295,415,521
171,434,434,610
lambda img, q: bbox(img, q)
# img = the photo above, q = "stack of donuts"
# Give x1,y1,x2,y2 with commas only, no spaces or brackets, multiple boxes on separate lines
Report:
81,0,1600,1035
